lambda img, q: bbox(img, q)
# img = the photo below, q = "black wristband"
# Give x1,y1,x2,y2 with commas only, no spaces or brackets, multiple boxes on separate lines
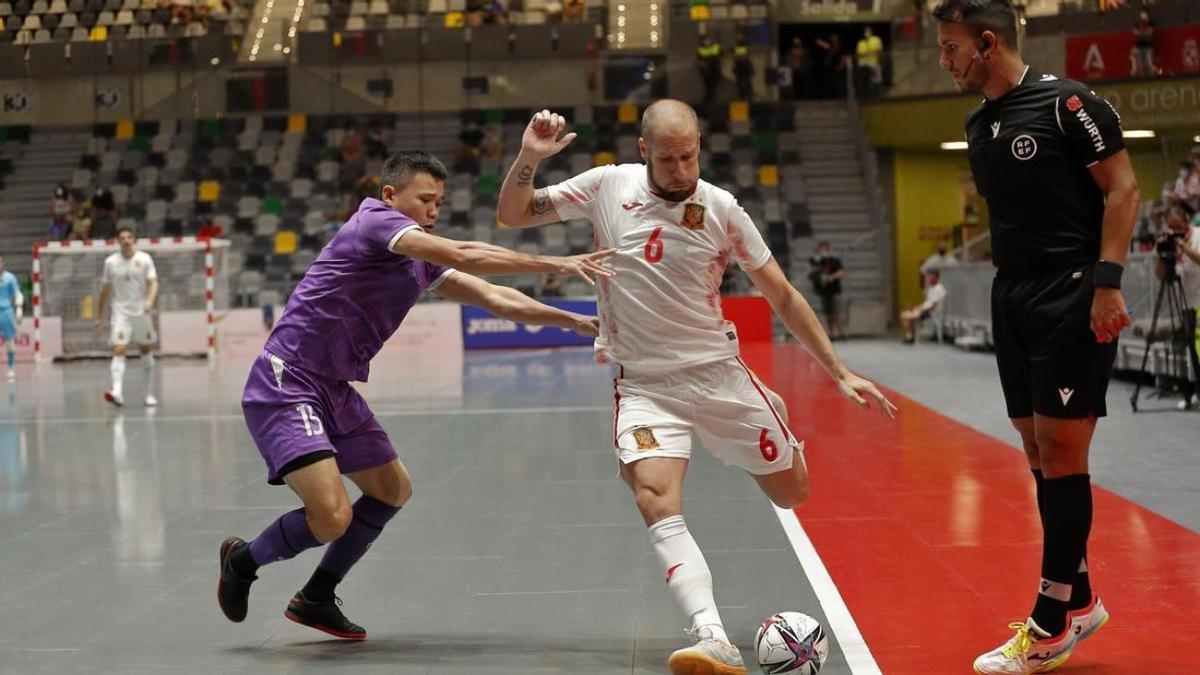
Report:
1093,260,1123,289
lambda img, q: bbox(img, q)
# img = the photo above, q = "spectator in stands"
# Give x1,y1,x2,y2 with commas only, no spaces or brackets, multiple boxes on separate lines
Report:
1172,160,1200,203
562,0,585,22
920,241,958,279
900,270,947,343
91,186,118,239
339,130,366,191
809,241,846,339
1132,10,1156,77
733,31,755,102
537,273,564,298
70,203,94,241
455,124,486,174
786,37,812,100
49,184,73,242
814,33,848,98
855,26,884,99
696,34,723,104
544,0,563,22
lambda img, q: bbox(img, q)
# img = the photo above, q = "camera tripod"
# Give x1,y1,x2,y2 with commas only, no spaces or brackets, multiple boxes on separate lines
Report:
1130,267,1199,412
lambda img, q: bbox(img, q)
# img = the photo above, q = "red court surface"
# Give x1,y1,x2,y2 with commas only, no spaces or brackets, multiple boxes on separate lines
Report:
743,343,1200,674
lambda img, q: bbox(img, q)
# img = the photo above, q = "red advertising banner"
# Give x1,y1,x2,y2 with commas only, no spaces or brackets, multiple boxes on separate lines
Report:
1066,24,1200,81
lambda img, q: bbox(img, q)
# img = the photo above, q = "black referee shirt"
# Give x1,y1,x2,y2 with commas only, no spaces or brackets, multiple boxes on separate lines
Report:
965,67,1125,278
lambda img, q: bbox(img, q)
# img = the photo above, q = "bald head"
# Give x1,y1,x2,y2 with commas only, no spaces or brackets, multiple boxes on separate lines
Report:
640,99,700,144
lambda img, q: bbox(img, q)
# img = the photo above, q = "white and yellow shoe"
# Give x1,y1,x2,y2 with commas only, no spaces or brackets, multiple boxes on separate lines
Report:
668,627,746,675
1034,595,1109,675
973,619,1075,675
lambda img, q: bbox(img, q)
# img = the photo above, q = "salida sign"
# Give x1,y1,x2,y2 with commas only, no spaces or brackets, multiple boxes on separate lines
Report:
1067,24,1200,81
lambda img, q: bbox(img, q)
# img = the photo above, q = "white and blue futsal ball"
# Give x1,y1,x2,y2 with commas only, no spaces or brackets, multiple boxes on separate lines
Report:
754,611,829,674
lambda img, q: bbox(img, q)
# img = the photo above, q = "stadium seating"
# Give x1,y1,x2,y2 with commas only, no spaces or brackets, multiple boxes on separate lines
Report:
0,0,251,42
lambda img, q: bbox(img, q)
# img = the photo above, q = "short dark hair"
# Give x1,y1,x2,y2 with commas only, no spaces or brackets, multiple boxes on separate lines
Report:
380,150,448,191
932,0,1018,51
116,226,136,238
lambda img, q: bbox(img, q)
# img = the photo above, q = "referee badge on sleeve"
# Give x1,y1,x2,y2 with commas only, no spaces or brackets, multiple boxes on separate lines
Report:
680,203,706,231
632,427,661,451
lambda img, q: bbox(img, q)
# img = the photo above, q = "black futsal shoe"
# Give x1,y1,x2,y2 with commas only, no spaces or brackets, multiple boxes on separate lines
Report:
284,591,367,640
217,537,256,622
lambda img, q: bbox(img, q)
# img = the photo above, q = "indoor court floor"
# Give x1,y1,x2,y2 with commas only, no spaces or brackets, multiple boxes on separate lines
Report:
1,340,1197,674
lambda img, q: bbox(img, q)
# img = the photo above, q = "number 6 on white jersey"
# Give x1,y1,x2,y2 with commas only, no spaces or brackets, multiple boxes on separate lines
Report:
296,404,325,436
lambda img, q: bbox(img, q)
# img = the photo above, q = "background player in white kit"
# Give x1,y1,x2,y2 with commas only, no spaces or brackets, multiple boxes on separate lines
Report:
498,100,897,675
95,227,159,407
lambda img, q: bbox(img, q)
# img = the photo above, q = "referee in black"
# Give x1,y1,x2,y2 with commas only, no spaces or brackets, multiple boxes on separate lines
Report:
933,1,1138,673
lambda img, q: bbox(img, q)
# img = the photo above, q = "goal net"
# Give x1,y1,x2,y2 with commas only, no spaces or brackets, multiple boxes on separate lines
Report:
33,237,231,361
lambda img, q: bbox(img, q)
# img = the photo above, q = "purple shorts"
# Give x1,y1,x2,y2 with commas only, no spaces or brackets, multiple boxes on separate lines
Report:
242,351,398,485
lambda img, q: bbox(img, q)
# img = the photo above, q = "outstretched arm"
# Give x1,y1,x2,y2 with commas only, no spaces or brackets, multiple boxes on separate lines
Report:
497,110,577,228
746,258,897,418
435,271,599,337
392,228,614,286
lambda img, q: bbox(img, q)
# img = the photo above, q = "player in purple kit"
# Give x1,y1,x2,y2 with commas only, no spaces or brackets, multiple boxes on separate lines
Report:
217,151,613,639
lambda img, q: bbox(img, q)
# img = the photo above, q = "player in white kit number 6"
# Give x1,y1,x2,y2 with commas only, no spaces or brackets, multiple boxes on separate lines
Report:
95,227,160,408
497,100,898,675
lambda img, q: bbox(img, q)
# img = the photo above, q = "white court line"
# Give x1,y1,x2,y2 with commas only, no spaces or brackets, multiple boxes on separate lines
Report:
773,504,883,675
23,405,611,425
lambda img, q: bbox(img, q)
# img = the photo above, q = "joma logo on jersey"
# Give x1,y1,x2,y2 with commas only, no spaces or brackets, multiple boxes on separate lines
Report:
1073,107,1106,153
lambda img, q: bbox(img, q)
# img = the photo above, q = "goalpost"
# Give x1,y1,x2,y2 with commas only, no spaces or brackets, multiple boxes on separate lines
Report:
32,237,231,362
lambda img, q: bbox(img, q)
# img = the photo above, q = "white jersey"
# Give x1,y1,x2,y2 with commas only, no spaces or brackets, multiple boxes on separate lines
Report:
548,163,772,374
102,250,157,317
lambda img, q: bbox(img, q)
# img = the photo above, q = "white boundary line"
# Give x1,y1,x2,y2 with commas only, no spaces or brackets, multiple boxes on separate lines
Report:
772,504,883,675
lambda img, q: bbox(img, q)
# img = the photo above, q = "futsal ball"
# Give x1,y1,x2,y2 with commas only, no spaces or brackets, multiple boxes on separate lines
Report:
754,611,829,674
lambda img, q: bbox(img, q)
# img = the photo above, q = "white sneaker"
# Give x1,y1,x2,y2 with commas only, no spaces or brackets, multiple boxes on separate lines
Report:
103,390,124,407
5,369,13,381
1066,596,1109,644
668,628,746,675
144,394,158,407
974,619,1075,675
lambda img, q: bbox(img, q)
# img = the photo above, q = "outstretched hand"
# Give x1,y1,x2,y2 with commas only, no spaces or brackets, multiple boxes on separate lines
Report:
836,373,898,419
556,249,616,286
522,110,577,160
571,315,601,338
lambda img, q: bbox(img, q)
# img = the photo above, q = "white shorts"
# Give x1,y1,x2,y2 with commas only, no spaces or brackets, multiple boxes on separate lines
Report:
612,356,802,476
110,312,156,347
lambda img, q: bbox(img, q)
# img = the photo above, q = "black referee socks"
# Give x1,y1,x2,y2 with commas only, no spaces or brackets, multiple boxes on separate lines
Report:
1031,468,1093,611
1032,473,1093,635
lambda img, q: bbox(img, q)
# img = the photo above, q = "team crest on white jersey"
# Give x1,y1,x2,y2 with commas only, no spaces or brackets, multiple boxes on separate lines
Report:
680,202,706,231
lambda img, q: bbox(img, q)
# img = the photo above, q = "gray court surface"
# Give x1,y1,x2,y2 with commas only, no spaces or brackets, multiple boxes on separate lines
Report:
0,348,853,674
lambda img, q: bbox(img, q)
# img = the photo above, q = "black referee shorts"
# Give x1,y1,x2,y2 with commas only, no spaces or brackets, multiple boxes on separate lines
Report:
991,266,1118,420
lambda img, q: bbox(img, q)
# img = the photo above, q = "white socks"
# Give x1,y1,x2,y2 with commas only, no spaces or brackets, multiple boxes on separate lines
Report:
648,514,728,643
110,355,126,396
142,353,155,395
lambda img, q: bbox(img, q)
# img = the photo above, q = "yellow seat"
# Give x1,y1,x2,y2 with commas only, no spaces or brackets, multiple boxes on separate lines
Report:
618,103,639,124
274,231,298,255
594,151,616,167
729,100,749,122
115,120,135,140
89,24,107,41
689,5,710,20
198,180,220,202
286,114,307,133
444,11,463,27
758,165,779,186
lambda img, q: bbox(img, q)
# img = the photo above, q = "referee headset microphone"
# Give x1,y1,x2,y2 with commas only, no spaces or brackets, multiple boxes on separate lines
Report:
963,36,990,79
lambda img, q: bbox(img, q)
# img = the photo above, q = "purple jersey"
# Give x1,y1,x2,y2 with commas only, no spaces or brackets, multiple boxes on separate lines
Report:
264,198,453,382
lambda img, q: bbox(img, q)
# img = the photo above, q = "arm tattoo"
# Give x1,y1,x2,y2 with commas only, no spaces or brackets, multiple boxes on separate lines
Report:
516,164,534,188
531,189,553,216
